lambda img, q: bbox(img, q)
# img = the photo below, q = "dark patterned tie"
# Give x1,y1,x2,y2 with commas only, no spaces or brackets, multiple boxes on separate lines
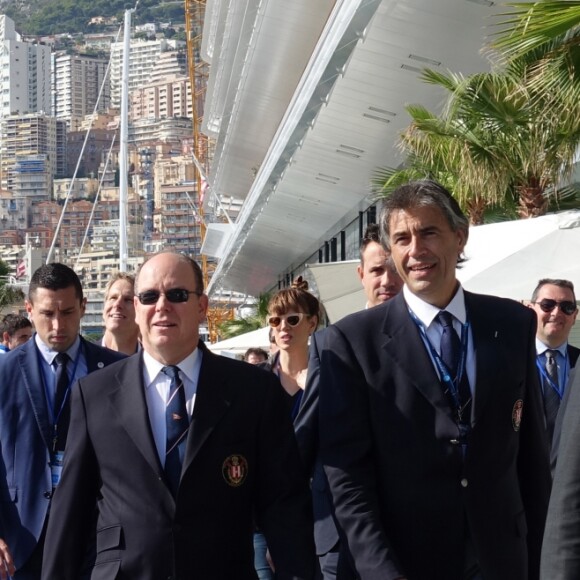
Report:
53,352,71,452
162,365,189,496
543,350,560,441
438,311,472,425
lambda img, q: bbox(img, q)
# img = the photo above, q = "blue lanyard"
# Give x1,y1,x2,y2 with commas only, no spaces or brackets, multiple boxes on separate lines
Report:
409,309,470,412
536,353,568,401
37,344,83,443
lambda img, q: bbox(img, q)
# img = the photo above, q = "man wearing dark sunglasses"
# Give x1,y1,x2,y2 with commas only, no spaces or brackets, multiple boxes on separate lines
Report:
42,252,316,580
528,279,579,459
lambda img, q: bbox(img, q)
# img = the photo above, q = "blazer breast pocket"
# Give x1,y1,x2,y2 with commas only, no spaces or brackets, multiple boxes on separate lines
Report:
96,524,123,555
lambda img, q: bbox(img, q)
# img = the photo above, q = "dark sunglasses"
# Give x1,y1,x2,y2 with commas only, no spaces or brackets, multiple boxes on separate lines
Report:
534,299,577,316
137,288,202,305
268,313,306,328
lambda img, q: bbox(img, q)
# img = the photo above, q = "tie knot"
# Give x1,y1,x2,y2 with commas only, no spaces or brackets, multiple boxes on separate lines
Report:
438,311,455,328
162,365,180,380
54,352,70,367
546,350,558,363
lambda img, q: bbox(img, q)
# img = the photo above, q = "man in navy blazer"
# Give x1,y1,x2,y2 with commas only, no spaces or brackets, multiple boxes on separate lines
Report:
295,224,403,578
0,263,124,579
41,252,315,579
318,180,551,580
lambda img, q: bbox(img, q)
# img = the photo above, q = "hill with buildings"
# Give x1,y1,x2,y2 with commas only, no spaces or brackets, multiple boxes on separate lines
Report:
0,0,184,35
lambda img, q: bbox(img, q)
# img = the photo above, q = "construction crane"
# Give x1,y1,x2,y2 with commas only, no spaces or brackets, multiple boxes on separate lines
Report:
184,0,234,342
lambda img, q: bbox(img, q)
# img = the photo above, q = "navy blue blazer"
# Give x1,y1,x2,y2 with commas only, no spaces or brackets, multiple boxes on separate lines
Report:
319,291,551,580
41,342,316,580
0,336,125,572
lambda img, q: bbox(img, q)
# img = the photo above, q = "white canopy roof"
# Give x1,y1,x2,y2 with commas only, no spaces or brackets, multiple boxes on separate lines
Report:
207,325,270,356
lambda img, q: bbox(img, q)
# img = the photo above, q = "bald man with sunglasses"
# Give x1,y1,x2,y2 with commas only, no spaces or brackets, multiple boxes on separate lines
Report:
42,252,316,580
528,278,579,463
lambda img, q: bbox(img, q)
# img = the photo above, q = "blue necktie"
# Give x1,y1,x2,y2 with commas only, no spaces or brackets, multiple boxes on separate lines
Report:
438,311,472,426
543,350,560,441
53,352,71,452
162,365,189,496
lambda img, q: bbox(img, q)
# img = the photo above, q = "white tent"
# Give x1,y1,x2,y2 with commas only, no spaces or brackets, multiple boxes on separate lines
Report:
305,260,363,324
458,209,580,300
207,326,270,357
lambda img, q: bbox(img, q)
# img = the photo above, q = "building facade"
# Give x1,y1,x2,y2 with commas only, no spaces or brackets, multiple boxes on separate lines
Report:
52,51,111,130
0,15,51,118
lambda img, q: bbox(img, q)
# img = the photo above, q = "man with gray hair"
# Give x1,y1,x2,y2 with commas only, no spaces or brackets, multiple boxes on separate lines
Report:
318,180,550,580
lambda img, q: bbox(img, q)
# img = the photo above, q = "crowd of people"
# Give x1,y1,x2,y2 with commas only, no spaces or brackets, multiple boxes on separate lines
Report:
0,179,579,579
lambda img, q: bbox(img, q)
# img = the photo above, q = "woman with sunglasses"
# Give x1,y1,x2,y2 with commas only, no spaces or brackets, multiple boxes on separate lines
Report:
253,276,320,580
265,276,321,420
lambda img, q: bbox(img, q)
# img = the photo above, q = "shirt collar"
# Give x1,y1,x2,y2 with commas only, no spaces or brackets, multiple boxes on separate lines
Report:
143,347,202,389
403,283,466,329
536,338,568,358
35,333,81,366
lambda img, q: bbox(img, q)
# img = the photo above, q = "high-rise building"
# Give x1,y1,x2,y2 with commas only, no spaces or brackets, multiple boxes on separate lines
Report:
0,112,59,200
110,38,178,109
0,15,51,118
129,50,191,121
52,52,111,130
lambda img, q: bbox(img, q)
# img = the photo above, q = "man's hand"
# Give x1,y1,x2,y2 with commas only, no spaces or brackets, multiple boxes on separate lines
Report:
0,538,15,580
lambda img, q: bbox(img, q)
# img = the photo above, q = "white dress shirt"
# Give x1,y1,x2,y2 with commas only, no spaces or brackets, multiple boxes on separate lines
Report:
142,348,202,464
403,284,476,395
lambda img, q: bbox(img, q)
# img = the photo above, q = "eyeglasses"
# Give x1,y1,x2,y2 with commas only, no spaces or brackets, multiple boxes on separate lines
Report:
534,299,577,316
268,313,306,328
136,288,202,305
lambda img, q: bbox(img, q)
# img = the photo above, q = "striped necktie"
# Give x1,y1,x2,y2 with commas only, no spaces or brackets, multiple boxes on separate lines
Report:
162,365,189,496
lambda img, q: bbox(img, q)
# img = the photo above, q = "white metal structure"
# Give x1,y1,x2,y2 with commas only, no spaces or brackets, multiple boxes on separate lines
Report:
202,0,527,297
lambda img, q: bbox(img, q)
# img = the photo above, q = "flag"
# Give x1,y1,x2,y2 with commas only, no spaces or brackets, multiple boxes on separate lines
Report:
200,179,208,204
15,260,26,279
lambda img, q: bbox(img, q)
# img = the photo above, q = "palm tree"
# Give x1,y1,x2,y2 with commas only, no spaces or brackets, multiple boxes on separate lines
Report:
491,1,580,108
373,62,580,221
217,293,271,340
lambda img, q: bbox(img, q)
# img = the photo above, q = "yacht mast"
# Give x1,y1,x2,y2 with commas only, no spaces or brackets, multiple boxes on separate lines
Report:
119,9,132,271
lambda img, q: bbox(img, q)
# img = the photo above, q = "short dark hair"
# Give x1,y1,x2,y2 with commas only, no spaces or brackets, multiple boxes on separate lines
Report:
244,347,268,362
1,313,32,336
531,278,576,303
379,180,469,264
136,252,204,294
360,224,381,262
28,263,84,303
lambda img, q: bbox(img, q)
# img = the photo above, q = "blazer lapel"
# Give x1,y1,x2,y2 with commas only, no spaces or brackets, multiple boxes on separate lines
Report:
20,340,53,450
465,292,498,423
82,337,109,373
108,354,163,475
182,344,234,475
381,295,455,422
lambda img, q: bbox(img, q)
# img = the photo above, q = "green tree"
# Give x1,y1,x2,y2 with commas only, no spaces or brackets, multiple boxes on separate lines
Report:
217,293,271,340
0,260,25,309
373,60,580,222
491,1,580,115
